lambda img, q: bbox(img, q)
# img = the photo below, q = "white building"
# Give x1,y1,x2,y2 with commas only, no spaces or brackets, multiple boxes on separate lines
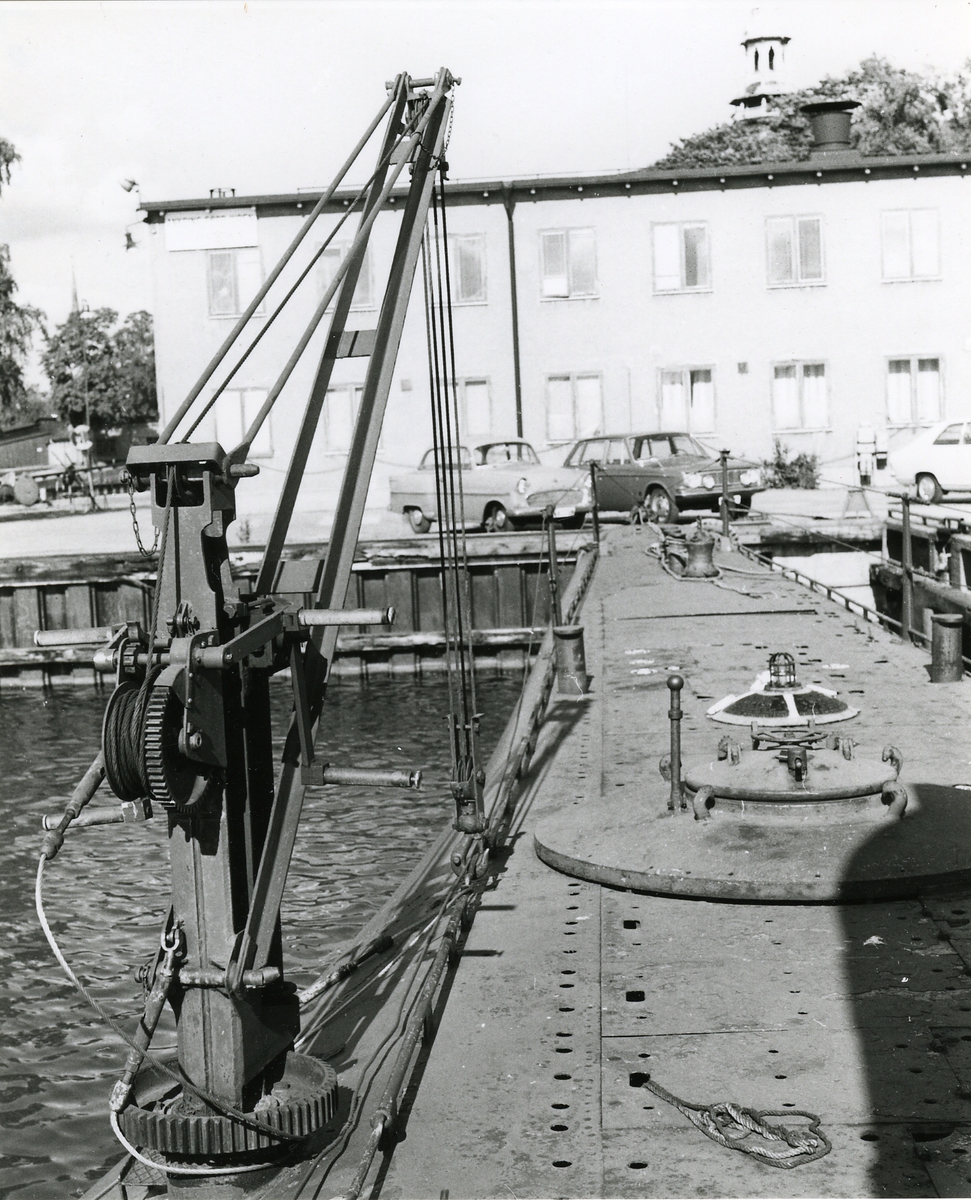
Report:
141,105,971,531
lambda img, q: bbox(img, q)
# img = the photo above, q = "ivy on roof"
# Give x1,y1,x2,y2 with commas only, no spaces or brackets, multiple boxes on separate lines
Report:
655,56,971,168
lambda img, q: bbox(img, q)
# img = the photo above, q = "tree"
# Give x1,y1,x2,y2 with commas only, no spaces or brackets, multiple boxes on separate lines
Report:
0,140,47,430
655,56,971,168
42,308,157,429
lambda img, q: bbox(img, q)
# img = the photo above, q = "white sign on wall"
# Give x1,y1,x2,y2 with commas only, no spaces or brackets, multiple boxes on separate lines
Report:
165,208,258,252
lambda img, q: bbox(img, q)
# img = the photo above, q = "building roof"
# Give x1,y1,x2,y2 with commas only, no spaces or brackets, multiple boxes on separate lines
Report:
140,150,971,222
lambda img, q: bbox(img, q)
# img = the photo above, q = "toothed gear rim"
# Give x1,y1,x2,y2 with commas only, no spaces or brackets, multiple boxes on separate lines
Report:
119,1055,337,1155
142,683,209,809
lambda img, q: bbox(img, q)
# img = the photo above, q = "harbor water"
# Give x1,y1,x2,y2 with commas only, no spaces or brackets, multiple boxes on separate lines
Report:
0,674,523,1199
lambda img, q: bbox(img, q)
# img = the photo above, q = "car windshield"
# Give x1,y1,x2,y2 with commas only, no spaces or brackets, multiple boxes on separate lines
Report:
564,440,607,468
631,433,708,461
419,446,472,470
476,442,540,466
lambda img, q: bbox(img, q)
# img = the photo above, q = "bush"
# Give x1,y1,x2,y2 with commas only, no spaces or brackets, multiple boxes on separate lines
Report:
762,441,820,489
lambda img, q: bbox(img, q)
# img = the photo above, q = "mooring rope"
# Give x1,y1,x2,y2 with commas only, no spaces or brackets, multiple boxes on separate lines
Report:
631,1072,832,1168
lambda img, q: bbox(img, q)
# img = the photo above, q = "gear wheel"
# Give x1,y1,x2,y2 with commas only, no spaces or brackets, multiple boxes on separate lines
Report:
142,683,209,810
118,1054,337,1156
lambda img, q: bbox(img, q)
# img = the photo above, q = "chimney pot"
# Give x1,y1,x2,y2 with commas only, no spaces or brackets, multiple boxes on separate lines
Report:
801,100,861,155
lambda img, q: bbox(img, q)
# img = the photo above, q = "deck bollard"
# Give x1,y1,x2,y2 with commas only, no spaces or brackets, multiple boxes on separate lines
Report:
553,625,590,695
930,612,964,682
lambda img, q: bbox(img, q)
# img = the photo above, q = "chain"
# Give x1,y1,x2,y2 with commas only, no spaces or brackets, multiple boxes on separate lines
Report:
126,471,159,559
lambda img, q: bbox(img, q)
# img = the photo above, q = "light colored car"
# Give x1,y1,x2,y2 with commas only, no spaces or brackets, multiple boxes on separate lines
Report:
889,420,971,503
389,440,593,533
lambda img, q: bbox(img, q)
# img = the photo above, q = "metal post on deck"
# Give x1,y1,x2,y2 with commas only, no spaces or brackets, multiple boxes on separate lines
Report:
545,508,562,627
901,493,914,643
719,448,730,539
589,463,601,546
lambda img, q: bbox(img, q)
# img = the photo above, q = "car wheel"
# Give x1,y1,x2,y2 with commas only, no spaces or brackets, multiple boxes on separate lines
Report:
644,487,675,524
916,473,943,504
406,507,432,534
483,503,516,533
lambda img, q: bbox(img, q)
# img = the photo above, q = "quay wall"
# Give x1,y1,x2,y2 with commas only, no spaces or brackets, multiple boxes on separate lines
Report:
0,534,584,686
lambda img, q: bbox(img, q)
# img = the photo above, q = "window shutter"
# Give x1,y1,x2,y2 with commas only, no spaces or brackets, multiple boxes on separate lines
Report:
797,218,823,281
463,379,492,439
541,232,569,297
575,375,603,438
207,251,237,316
242,388,273,457
567,228,597,296
652,225,682,291
455,236,486,303
886,359,912,424
881,212,911,280
801,363,828,428
235,248,264,313
916,358,941,422
350,247,374,309
660,370,685,427
683,225,709,289
325,385,356,453
766,218,794,284
546,376,574,440
213,389,245,449
910,210,940,278
688,369,715,432
772,365,800,429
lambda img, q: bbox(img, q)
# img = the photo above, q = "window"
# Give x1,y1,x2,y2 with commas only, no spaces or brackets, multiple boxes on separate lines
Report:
323,384,364,453
772,362,828,430
766,216,824,285
207,249,264,317
881,210,940,280
317,243,374,309
449,235,487,303
458,378,491,440
540,229,597,298
652,223,710,292
195,388,273,457
546,374,603,442
886,357,942,425
934,422,964,446
658,368,715,432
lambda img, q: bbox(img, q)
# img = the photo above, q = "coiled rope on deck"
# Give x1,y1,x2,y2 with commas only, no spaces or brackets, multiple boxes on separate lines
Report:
631,1072,832,1168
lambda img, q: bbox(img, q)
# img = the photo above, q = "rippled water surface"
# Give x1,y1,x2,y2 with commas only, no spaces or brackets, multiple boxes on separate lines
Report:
0,675,522,1199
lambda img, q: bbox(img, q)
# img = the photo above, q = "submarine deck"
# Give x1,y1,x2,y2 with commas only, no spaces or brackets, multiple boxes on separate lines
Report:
369,524,971,1200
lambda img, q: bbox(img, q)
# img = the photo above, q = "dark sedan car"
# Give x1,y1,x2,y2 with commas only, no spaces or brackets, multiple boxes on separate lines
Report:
562,432,765,523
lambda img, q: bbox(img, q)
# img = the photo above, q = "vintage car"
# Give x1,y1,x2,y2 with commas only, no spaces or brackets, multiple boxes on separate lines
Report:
888,420,971,503
389,440,593,533
562,431,765,523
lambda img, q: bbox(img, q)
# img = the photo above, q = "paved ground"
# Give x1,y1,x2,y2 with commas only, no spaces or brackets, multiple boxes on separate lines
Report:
0,486,911,561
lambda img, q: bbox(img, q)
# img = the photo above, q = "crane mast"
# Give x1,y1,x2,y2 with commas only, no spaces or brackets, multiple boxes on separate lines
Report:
40,70,460,1188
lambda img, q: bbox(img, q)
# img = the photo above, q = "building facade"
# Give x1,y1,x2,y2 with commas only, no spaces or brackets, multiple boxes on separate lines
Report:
141,136,971,522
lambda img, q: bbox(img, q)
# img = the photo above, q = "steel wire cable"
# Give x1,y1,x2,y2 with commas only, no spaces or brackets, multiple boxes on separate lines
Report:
180,104,429,445
159,83,401,445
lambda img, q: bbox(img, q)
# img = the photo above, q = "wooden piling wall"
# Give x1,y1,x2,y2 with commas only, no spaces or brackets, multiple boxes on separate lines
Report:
0,534,585,686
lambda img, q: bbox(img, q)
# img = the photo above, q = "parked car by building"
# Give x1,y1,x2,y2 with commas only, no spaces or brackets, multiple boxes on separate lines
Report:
888,421,971,503
562,432,765,523
389,440,593,533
